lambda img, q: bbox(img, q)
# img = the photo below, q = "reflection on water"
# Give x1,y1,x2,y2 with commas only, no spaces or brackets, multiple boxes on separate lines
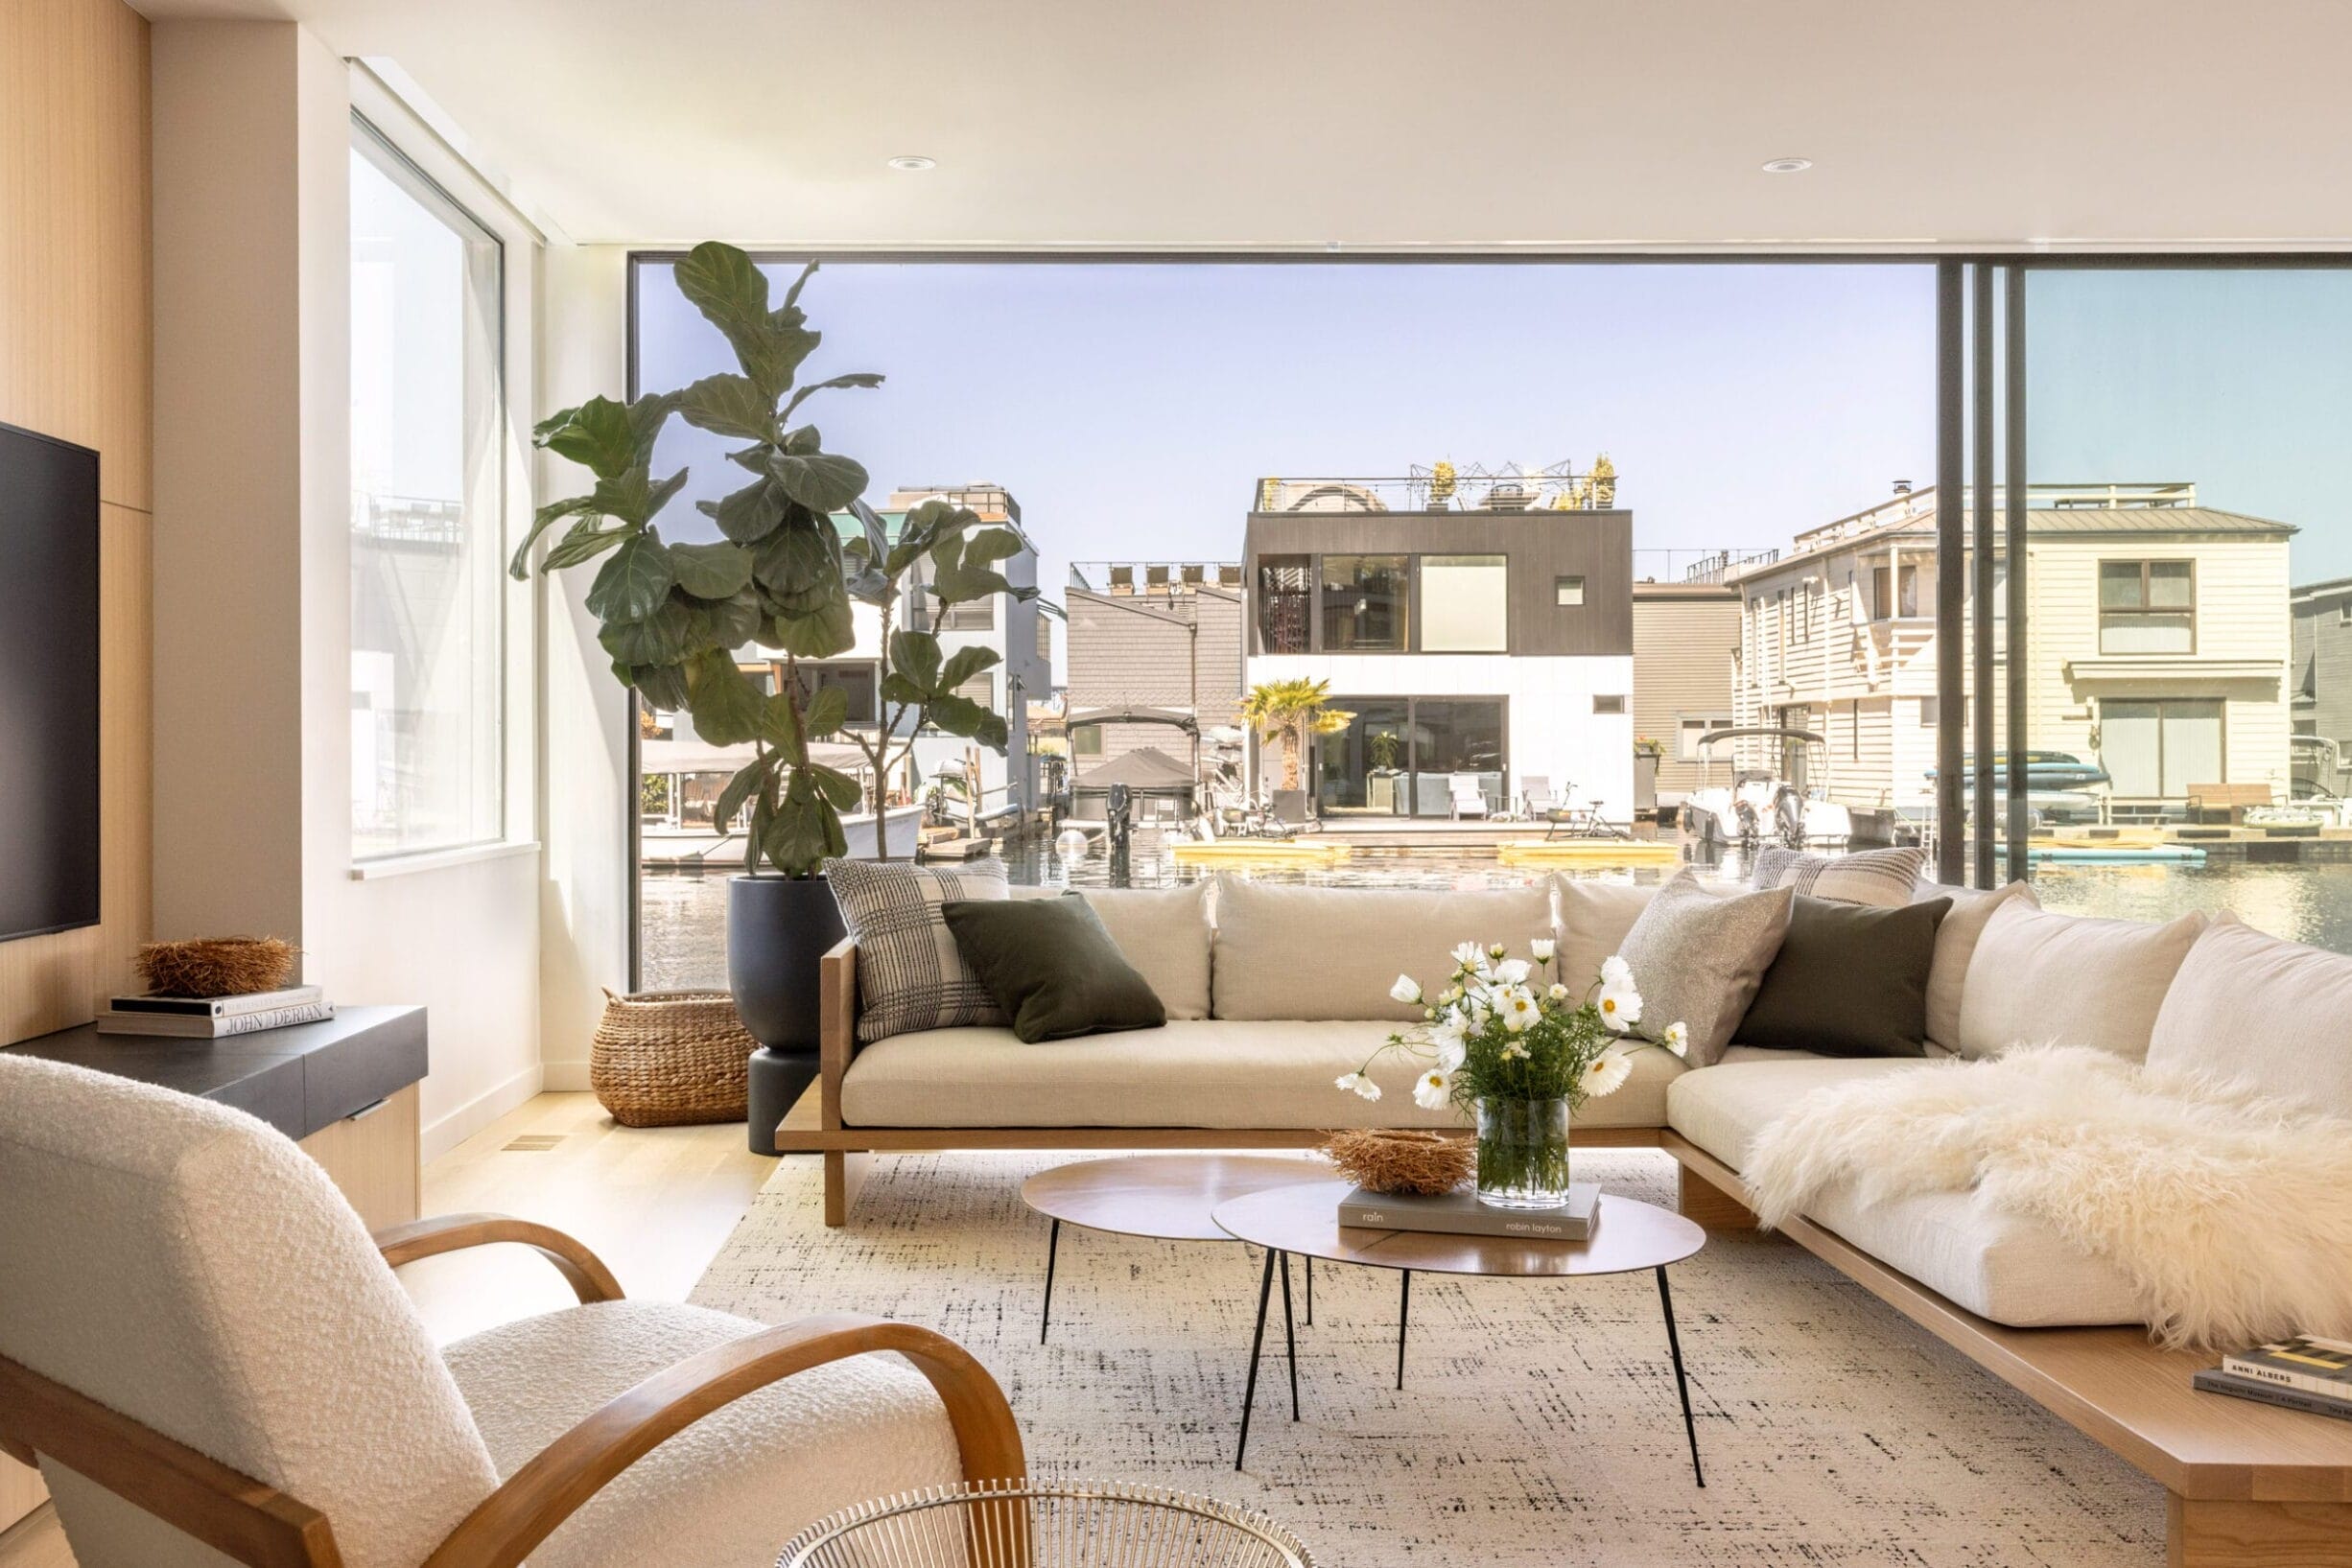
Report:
637,828,2352,992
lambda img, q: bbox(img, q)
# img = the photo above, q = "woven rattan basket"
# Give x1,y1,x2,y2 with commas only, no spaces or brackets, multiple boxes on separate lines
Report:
589,989,754,1127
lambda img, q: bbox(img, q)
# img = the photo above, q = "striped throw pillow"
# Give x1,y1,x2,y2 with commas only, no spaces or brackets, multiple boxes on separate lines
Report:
826,858,1009,1042
1750,845,1925,908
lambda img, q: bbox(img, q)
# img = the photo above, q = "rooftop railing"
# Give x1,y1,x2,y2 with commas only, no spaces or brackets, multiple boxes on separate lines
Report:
1069,561,1245,594
1254,462,1619,515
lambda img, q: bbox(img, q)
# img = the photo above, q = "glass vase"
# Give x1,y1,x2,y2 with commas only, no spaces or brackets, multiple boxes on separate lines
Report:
1474,1095,1574,1209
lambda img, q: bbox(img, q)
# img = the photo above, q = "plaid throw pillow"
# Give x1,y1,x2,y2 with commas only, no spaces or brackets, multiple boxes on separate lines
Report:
1750,845,1924,908
826,858,1010,1043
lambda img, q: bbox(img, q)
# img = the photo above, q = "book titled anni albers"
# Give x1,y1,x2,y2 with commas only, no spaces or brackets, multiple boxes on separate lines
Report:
96,985,333,1038
1338,1182,1600,1242
2193,1335,2352,1424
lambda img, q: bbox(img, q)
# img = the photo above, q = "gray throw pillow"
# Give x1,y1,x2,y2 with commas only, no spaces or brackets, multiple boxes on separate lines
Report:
1615,869,1794,1067
825,857,1009,1043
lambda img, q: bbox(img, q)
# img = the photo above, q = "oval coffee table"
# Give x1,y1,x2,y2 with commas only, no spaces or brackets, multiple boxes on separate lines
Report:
1213,1180,1707,1480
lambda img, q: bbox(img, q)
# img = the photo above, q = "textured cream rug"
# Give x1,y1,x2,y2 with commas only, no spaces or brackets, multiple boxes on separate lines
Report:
692,1148,2162,1567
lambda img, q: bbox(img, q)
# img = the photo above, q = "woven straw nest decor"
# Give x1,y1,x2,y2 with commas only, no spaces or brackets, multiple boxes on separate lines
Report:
134,937,296,997
1320,1128,1473,1196
590,990,755,1127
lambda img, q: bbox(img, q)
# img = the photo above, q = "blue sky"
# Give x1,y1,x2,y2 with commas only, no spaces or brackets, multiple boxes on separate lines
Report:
632,261,2352,594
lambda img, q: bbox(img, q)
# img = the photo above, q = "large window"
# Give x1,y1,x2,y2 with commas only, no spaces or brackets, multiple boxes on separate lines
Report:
1320,555,1409,650
1315,697,1504,817
1421,554,1508,651
1257,555,1310,653
348,117,505,859
2098,559,2196,653
2101,698,2223,799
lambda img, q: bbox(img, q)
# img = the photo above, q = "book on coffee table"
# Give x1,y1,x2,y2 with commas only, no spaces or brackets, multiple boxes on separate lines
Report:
1337,1182,1600,1241
2193,1369,2352,1423
2222,1335,2352,1400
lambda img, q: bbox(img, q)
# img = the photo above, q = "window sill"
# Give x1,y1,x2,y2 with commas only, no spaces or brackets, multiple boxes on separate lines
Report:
349,839,541,881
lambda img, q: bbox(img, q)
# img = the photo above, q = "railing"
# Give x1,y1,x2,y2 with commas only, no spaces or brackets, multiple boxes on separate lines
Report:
1254,462,1619,515
1069,561,1244,594
894,485,1022,524
352,493,464,547
1638,548,1781,585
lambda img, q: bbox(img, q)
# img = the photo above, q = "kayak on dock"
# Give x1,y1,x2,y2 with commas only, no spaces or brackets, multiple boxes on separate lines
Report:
2026,844,2208,863
1171,838,1353,866
1497,839,1683,866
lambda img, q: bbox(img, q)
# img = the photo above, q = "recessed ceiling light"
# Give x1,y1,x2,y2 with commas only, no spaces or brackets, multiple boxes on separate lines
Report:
1761,156,1813,175
886,154,937,173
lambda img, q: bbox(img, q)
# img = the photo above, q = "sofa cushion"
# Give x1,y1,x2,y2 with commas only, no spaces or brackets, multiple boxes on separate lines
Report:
2149,915,2352,1115
1616,870,1793,1066
1736,895,1949,1058
841,1018,1682,1130
1084,883,1212,1020
828,857,1008,1043
944,895,1167,1043
1664,1056,2139,1326
1211,877,1554,1022
1918,879,2036,1055
1553,878,1659,994
1751,845,1925,906
1956,901,2206,1063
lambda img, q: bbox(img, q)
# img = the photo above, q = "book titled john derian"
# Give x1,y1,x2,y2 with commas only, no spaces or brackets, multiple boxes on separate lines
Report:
96,987,332,1038
1338,1182,1601,1241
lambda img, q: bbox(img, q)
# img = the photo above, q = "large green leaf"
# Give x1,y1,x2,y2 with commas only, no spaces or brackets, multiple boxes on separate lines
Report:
880,671,927,708
682,648,766,745
532,404,581,444
669,540,754,599
752,520,843,607
889,629,943,695
802,684,848,741
631,663,692,711
673,242,818,399
929,561,1017,606
807,761,864,811
936,644,1000,693
508,494,598,579
713,754,772,832
762,777,845,878
962,527,1023,566
626,391,680,449
540,396,636,479
782,372,883,422
543,518,632,571
675,372,777,443
598,600,694,667
585,531,674,622
590,464,688,527
701,478,788,544
761,587,855,659
926,693,1010,751
682,590,764,651
768,450,869,513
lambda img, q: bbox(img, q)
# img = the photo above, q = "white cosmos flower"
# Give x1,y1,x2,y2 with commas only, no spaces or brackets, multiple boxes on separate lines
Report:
1595,982,1642,1032
1488,943,1507,960
1412,1066,1454,1111
1500,987,1540,1032
1390,974,1423,1004
1450,942,1483,970
1546,981,1570,1002
1435,1034,1468,1072
1661,1020,1690,1058
1500,1039,1530,1061
1600,954,1634,989
1583,1050,1634,1098
1335,1071,1383,1102
1529,937,1557,964
1494,957,1532,985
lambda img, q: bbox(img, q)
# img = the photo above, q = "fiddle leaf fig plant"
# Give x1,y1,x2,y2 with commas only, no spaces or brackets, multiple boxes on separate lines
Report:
512,240,1024,877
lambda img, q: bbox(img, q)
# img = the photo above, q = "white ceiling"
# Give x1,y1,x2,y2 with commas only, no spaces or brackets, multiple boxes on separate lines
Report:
131,0,2352,251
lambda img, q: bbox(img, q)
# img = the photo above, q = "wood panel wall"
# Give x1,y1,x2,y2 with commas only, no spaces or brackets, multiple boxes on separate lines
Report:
0,0,153,1046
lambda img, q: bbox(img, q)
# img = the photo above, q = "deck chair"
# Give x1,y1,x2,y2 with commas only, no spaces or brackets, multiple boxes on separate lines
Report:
1448,773,1491,819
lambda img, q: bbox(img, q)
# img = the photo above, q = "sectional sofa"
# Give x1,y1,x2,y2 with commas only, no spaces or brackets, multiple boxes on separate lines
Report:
772,871,2352,1567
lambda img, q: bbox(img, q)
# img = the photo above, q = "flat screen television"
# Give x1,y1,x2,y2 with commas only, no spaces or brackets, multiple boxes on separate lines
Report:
0,421,101,941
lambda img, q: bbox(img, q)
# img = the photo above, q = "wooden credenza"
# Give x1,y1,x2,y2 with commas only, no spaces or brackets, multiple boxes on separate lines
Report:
1,1006,427,1538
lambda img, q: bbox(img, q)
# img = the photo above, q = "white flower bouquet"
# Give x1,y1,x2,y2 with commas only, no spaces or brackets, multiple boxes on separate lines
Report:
1337,939,1686,1207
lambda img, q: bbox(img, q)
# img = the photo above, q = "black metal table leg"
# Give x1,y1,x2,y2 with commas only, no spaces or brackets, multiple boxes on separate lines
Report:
1279,1250,1299,1421
1039,1217,1060,1345
1397,1268,1411,1391
1235,1246,1279,1470
1303,1254,1313,1325
1657,1265,1705,1487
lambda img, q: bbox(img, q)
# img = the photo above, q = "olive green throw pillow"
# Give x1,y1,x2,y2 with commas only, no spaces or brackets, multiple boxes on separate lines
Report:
942,895,1167,1044
1737,894,1952,1058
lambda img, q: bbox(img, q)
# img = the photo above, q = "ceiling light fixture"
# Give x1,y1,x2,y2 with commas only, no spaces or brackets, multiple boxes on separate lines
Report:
886,154,937,172
1760,156,1813,174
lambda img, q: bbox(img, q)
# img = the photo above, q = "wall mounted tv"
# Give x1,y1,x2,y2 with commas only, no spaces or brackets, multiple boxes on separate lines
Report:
0,421,101,942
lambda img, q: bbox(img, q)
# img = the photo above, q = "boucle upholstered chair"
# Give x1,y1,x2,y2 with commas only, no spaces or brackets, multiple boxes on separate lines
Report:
0,1053,1022,1568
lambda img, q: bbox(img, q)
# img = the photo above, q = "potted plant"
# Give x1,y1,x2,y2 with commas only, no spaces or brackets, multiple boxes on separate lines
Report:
516,242,1023,1147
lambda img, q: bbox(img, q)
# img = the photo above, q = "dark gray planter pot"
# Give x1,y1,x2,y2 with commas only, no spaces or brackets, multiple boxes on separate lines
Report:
729,873,846,1156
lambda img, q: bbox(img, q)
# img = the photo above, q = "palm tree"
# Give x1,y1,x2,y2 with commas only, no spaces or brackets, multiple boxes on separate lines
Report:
1240,677,1355,793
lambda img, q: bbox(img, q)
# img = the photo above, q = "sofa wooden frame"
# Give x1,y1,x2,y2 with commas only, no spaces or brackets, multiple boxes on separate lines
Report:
776,936,2352,1567
0,1212,1023,1568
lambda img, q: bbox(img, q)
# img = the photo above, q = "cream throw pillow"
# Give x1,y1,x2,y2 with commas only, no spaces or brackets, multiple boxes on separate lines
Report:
1552,878,1660,995
1751,845,1925,906
1211,876,1553,1021
1081,883,1212,1020
1955,901,2206,1063
1614,869,1794,1068
2149,915,2352,1116
1917,879,2037,1054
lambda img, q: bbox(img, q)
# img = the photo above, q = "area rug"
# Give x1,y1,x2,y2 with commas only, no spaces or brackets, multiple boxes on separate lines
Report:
692,1148,2162,1567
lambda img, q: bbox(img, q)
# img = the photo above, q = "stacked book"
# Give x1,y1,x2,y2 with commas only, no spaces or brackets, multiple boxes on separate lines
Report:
1337,1182,1601,1241
95,985,334,1038
2195,1335,2352,1423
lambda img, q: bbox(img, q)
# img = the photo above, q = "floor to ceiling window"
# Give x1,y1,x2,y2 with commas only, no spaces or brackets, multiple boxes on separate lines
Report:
348,116,506,859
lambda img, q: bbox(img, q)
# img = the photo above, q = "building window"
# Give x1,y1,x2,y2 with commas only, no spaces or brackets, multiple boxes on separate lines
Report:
935,595,996,632
2099,560,2195,654
1555,575,1586,606
1678,714,1732,760
1035,614,1052,667
789,663,879,726
348,116,505,860
1919,695,1940,727
1422,554,1507,652
1320,554,1409,651
1070,724,1102,758
1594,694,1627,715
2101,697,2223,797
1871,563,1920,620
1256,554,1310,653
2339,600,2352,626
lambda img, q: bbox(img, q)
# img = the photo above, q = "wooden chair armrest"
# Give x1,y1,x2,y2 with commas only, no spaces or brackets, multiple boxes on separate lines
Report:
420,1312,1023,1568
374,1213,624,1304
819,937,857,1131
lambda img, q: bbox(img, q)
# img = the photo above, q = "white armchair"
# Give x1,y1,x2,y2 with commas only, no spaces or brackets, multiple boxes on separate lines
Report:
0,1053,1021,1568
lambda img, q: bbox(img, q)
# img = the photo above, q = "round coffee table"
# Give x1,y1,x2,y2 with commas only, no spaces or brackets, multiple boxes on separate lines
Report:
1213,1181,1707,1480
1019,1154,1326,1347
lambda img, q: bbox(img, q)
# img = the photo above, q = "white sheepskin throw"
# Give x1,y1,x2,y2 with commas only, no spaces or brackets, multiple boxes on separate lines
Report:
1743,1045,2352,1348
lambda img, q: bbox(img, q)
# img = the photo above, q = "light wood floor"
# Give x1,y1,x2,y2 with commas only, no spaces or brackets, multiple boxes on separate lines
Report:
0,1094,779,1566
